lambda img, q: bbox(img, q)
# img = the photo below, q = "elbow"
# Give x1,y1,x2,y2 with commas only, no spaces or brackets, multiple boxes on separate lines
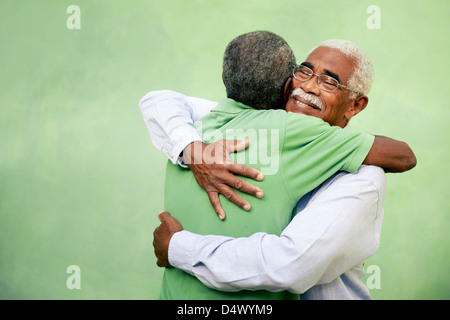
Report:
138,93,150,114
138,91,157,112
400,143,417,172
391,144,417,173
138,90,168,111
407,152,418,171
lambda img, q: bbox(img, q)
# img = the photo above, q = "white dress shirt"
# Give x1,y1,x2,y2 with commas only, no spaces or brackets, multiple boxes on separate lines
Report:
139,90,386,300
139,90,216,166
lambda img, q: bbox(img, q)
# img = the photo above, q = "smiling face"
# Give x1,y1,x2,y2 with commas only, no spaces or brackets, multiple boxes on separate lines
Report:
285,46,368,127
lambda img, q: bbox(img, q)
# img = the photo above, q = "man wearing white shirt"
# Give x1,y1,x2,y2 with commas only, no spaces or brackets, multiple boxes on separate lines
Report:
141,38,415,299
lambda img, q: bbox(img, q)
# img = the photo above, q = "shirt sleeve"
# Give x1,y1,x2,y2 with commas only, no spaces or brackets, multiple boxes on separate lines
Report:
283,113,375,173
168,165,386,293
281,114,375,203
138,90,216,165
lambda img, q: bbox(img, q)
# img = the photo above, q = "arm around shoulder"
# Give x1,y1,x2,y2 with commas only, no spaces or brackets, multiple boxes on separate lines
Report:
363,135,417,173
138,90,207,165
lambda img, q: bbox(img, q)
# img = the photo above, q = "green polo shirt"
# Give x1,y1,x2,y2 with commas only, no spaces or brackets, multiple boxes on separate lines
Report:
161,98,374,300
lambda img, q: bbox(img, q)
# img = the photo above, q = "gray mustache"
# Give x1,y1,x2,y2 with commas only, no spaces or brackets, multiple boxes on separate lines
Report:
291,88,323,111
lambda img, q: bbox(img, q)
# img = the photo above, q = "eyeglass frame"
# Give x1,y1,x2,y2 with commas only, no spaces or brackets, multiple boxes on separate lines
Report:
292,64,363,96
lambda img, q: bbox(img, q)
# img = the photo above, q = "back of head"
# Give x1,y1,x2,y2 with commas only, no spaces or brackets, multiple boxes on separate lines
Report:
222,31,296,110
307,39,374,100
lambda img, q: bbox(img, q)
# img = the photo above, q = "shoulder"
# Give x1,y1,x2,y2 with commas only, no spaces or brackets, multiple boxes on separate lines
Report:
282,113,333,147
353,165,386,190
318,165,386,196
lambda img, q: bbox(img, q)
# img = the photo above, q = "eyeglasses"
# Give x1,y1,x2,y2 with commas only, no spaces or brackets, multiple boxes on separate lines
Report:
292,65,363,95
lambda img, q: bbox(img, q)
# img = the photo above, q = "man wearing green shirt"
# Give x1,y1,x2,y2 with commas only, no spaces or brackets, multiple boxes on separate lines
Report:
158,31,415,300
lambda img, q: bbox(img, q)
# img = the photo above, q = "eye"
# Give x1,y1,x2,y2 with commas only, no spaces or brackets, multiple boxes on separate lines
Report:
299,67,312,75
320,76,338,89
295,66,313,80
300,69,310,76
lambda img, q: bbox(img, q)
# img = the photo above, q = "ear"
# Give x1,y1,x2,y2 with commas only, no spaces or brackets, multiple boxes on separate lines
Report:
283,76,293,103
345,95,368,121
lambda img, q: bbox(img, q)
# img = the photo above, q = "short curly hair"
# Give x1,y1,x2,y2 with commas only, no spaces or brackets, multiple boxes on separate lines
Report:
306,39,374,100
222,31,296,110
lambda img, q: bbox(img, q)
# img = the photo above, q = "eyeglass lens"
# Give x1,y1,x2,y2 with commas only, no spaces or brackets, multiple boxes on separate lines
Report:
294,66,339,92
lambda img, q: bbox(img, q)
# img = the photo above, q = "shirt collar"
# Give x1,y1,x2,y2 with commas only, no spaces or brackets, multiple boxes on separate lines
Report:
214,98,254,113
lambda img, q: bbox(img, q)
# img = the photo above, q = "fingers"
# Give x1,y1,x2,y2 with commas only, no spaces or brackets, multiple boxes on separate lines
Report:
153,211,183,268
158,211,171,222
158,211,183,232
222,140,250,165
214,169,263,199
215,184,252,212
207,192,225,220
232,177,264,198
226,139,250,153
229,162,264,182
207,188,252,219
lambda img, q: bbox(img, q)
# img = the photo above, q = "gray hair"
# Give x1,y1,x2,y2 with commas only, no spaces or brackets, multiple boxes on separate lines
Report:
307,39,374,99
222,31,296,109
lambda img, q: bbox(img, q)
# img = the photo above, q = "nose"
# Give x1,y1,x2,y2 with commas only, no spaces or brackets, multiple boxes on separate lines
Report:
299,74,321,96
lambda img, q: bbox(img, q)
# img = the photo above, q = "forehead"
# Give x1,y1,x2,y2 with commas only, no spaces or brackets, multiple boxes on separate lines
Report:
304,46,355,82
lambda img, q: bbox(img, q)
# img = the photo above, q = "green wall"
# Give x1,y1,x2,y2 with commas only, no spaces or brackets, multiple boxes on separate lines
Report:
0,0,448,299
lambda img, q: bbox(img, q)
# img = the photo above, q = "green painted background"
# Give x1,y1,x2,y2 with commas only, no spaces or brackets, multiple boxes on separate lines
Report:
0,0,449,300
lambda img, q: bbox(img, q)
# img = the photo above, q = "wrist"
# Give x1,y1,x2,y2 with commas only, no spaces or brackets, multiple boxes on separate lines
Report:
182,140,204,166
168,230,199,274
